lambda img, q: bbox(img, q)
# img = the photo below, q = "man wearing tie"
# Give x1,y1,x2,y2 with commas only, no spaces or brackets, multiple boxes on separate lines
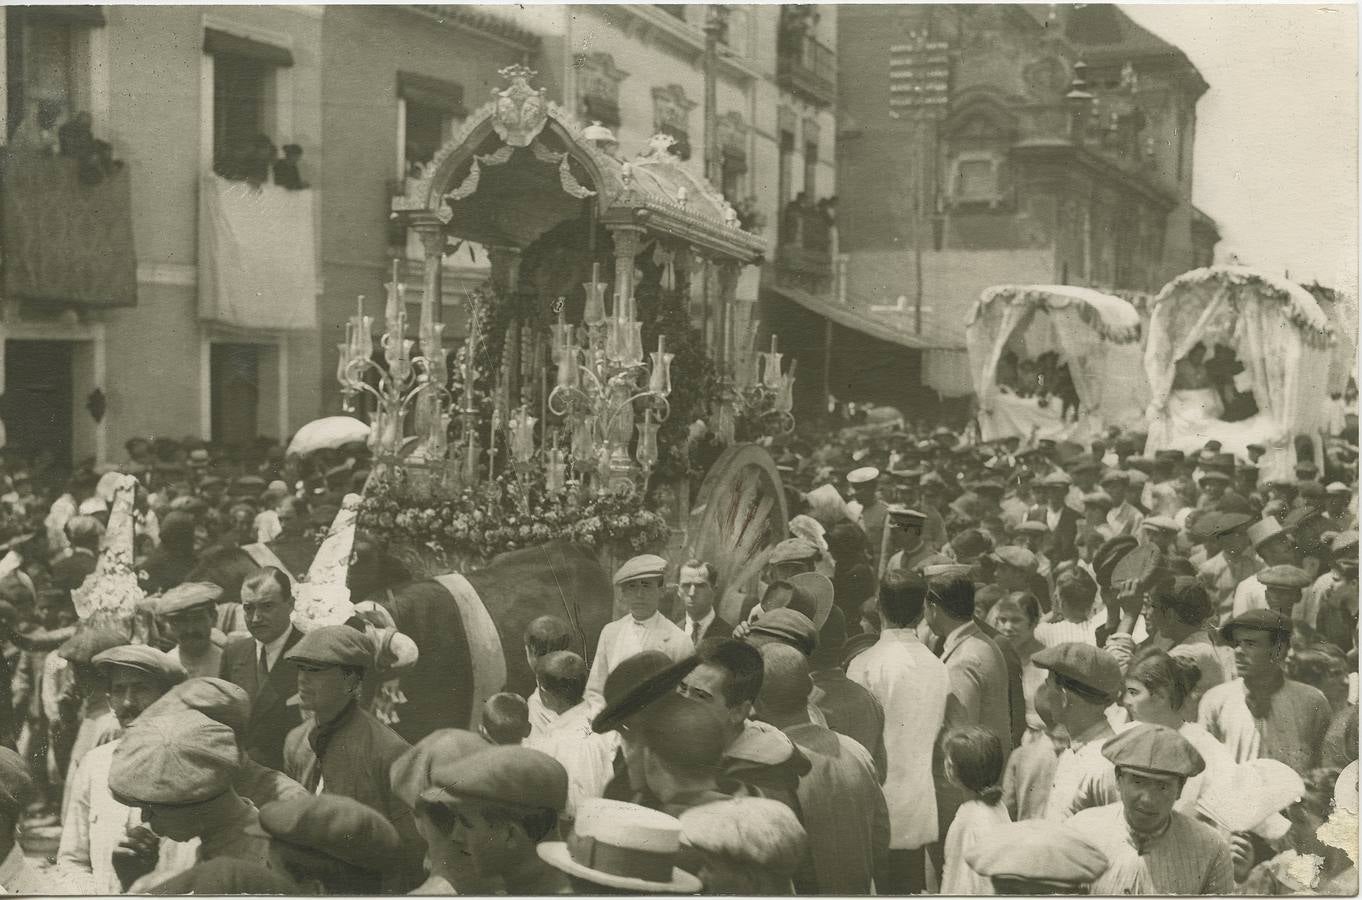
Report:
676,559,732,645
584,555,690,707
218,567,302,771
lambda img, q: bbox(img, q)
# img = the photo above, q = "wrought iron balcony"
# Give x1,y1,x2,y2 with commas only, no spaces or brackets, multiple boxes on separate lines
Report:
777,35,836,108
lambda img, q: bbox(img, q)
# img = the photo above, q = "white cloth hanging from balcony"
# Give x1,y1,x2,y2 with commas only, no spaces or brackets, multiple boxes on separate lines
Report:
198,175,317,330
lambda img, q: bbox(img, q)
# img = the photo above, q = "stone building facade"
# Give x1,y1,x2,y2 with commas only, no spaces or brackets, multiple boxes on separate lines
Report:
772,4,1218,417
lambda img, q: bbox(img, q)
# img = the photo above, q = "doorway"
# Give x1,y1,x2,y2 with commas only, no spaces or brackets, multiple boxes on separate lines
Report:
3,339,74,466
210,343,259,448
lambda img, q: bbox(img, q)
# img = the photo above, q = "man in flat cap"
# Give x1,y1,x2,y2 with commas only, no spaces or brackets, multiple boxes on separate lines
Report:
416,746,570,894
252,793,399,894
1232,563,1313,622
159,581,223,678
107,709,268,887
1028,472,1080,561
584,555,689,708
281,624,424,891
1199,610,1331,776
1197,511,1262,624
1027,642,1124,820
1304,531,1358,651
1322,481,1354,530
1069,723,1234,894
966,819,1108,893
56,644,186,893
137,677,306,810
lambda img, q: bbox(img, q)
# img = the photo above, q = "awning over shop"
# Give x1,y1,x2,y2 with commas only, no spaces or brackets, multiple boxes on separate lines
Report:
764,280,939,351
1,151,137,308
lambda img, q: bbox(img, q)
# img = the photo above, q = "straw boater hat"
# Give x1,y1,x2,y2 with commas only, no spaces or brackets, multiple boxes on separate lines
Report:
538,799,702,893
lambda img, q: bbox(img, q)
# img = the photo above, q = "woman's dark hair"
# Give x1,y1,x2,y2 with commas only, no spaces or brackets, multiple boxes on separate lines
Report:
942,725,1005,805
926,575,975,621
1127,647,1202,711
1287,643,1348,692
878,571,927,628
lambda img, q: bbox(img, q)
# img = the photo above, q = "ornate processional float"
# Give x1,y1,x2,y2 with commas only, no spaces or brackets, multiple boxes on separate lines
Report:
333,66,797,600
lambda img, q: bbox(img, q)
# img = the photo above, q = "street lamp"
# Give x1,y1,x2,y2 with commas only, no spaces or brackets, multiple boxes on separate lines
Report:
1065,59,1095,143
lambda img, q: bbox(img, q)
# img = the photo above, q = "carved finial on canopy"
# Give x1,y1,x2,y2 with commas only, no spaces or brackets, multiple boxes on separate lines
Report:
491,65,549,148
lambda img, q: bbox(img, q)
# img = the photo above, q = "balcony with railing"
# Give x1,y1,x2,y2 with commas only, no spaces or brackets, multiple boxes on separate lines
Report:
1,125,137,310
773,197,836,295
777,33,837,108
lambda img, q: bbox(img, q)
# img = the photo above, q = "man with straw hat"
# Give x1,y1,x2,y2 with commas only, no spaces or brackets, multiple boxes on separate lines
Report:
538,798,702,894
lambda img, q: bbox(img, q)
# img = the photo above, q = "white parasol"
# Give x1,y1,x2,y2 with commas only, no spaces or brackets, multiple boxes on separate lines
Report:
286,416,370,457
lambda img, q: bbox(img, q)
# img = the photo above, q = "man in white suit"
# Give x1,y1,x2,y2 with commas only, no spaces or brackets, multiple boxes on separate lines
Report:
584,555,690,708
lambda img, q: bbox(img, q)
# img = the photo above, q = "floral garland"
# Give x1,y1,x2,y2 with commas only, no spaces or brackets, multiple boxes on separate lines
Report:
359,467,670,565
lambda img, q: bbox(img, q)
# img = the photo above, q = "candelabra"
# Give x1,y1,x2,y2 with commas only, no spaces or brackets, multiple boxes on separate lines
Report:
336,260,462,494
716,324,797,444
548,262,673,492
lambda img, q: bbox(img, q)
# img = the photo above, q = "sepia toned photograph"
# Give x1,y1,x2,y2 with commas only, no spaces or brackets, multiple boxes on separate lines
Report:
0,0,1355,894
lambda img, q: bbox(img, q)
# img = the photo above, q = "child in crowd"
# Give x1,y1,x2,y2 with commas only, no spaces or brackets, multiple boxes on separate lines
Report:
940,725,1011,895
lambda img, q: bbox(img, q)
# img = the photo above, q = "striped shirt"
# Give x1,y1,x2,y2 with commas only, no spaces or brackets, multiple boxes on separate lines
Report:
1035,611,1105,649
1069,804,1235,896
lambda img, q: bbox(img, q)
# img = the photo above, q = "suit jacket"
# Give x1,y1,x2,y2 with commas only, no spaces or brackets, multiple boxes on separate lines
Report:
940,621,1013,756
218,627,303,772
1027,504,1080,561
585,613,690,706
675,612,733,646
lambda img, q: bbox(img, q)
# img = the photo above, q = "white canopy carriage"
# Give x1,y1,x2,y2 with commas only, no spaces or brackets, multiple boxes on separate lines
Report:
966,284,1147,443
1143,266,1336,479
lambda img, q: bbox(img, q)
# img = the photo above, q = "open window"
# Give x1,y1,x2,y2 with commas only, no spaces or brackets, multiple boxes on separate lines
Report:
4,6,102,141
204,28,293,180
399,72,465,178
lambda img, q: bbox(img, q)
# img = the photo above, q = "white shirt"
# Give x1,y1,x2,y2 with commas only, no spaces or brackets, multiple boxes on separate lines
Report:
1035,610,1106,648
941,799,1012,895
684,608,716,644
847,628,949,850
522,701,618,819
584,612,689,707
256,626,294,674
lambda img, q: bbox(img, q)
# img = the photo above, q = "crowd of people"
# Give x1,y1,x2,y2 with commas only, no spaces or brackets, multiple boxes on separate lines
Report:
0,417,1351,894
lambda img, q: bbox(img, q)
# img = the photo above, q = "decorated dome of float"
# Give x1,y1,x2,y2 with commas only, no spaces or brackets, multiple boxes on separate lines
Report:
393,66,765,263
969,284,1143,344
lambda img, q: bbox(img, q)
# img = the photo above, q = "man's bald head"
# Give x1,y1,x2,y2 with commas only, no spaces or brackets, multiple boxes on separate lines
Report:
537,650,588,707
755,643,812,721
